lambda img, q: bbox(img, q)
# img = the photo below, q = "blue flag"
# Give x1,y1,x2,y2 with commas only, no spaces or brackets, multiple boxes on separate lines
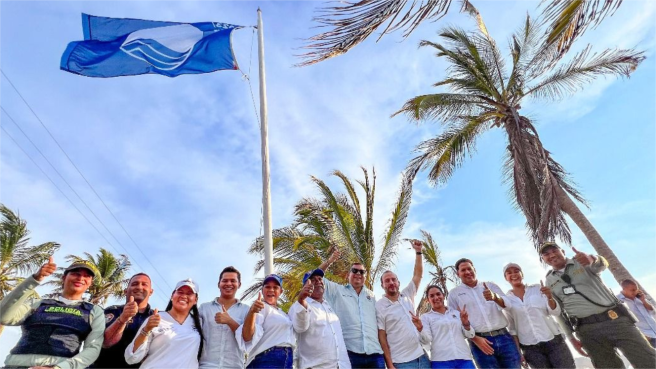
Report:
61,14,242,78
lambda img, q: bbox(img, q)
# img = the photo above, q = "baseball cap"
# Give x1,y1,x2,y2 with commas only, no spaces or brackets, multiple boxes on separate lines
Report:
302,269,325,284
64,262,96,277
538,241,561,254
502,262,522,275
262,274,282,287
175,278,199,294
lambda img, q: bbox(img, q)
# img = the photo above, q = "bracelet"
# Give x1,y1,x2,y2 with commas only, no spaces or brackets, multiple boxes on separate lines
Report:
140,330,151,338
117,316,127,325
416,252,423,255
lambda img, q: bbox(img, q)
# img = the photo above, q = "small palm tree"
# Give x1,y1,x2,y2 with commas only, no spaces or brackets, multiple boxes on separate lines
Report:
414,230,458,314
45,248,131,306
394,7,645,290
0,204,60,336
244,167,413,311
300,0,623,66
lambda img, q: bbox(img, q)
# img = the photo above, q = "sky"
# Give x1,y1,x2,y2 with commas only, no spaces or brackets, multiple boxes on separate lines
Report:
1,0,655,357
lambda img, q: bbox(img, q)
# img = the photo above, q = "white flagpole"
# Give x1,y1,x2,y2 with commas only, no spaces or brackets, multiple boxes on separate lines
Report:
257,8,274,276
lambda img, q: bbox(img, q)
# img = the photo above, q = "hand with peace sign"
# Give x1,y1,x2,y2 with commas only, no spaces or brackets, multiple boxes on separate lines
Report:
457,304,470,328
539,280,553,300
572,247,593,266
33,255,57,282
409,310,423,332
250,292,265,314
215,303,235,325
120,296,138,324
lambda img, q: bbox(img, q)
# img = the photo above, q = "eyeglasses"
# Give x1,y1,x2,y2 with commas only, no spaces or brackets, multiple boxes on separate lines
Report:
351,268,367,275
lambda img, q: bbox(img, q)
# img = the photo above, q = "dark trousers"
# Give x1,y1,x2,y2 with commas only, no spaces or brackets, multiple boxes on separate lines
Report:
578,316,656,369
647,336,656,348
520,334,575,369
347,351,385,369
469,332,521,369
246,346,293,369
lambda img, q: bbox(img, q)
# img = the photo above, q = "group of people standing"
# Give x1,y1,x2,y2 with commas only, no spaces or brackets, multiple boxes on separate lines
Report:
1,241,655,369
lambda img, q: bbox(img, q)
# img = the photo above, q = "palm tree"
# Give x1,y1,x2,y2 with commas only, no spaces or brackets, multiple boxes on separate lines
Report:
45,248,131,306
1,204,60,336
394,8,645,291
243,167,413,311
414,230,459,314
299,0,623,66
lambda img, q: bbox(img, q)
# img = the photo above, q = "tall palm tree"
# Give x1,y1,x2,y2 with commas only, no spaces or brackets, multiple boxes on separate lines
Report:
0,204,60,336
299,0,623,66
244,167,413,311
394,8,645,291
414,230,459,314
45,248,131,306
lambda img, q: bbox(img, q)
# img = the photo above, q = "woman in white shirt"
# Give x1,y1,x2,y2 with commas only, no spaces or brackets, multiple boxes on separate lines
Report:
502,263,575,369
419,285,476,369
238,274,295,368
125,278,204,369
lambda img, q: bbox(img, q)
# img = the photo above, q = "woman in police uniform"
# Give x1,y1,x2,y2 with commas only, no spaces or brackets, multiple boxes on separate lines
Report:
0,255,105,369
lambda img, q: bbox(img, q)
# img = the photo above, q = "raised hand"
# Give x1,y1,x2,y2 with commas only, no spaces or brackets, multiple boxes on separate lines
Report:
251,292,265,314
471,335,494,355
120,295,138,324
299,279,314,302
572,247,593,266
329,247,342,263
483,282,495,301
410,239,423,253
637,290,647,303
33,256,57,282
539,280,553,300
457,304,470,327
215,304,233,325
570,337,589,357
144,309,160,333
409,310,423,332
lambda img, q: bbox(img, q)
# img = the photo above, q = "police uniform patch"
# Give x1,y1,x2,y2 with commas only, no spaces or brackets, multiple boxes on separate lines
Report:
105,313,115,324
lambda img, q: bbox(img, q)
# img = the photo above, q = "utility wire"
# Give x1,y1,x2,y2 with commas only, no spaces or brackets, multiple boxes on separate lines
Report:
1,69,174,291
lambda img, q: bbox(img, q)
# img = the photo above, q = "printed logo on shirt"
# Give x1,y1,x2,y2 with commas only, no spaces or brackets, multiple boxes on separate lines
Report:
44,306,83,317
105,313,115,323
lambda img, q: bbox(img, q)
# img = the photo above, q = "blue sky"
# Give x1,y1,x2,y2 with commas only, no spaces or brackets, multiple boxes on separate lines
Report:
1,0,654,355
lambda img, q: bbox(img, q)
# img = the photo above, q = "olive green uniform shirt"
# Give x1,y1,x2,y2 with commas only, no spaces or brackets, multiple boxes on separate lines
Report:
0,275,105,369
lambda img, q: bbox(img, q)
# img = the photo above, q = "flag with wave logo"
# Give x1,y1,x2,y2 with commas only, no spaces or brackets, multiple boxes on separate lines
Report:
61,14,242,78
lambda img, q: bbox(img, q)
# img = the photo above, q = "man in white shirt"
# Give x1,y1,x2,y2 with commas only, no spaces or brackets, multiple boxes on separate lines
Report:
376,240,430,369
447,258,520,369
617,279,656,348
199,266,250,369
289,269,351,369
319,249,385,368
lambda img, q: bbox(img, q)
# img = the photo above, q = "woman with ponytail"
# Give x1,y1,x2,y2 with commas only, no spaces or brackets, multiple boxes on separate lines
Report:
125,278,205,368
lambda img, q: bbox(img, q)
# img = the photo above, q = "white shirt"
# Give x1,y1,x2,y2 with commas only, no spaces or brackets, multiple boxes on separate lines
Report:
289,298,352,369
324,278,383,354
236,303,295,366
617,293,656,338
447,281,511,333
505,284,562,345
376,281,424,364
125,312,201,369
419,307,475,361
199,299,250,369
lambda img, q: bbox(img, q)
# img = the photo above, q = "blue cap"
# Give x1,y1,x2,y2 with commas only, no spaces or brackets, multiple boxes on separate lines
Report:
302,269,325,285
262,274,282,286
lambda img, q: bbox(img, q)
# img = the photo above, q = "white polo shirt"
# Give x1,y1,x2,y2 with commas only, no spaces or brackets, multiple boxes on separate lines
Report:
505,284,562,345
420,307,474,362
235,303,295,366
199,299,250,369
289,298,352,369
447,281,510,333
375,281,424,364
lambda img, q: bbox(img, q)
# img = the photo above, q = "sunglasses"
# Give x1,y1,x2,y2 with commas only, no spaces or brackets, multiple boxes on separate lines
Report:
351,268,367,275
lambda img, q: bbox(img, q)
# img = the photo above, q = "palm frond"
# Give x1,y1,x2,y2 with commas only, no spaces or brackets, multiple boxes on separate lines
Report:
393,93,482,121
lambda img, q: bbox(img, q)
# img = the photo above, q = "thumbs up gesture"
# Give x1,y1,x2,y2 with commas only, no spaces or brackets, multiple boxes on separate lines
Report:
409,310,423,332
572,247,593,266
539,280,553,300
34,255,57,282
215,303,234,325
482,282,496,301
299,279,314,302
144,309,160,333
120,295,138,324
251,292,265,314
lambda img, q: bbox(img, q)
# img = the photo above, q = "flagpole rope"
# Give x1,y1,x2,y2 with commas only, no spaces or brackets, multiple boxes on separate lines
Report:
0,70,174,293
0,124,171,306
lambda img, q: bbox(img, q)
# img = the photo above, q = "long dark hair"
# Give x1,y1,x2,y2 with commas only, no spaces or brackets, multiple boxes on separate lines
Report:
165,296,205,360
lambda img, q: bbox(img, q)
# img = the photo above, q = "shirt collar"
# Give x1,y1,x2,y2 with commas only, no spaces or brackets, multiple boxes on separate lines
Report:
213,297,241,306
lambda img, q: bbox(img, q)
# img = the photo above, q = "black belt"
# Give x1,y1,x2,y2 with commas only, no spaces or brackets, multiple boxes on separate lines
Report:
572,308,622,327
475,328,508,337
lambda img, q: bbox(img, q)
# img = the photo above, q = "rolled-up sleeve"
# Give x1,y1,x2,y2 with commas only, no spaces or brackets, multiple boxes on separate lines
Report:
235,313,264,354
124,318,152,365
462,325,475,339
589,256,608,275
290,302,310,334
56,306,105,369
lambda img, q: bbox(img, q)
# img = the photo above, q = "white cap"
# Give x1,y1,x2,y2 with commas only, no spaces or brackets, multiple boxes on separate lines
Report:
175,278,199,294
502,262,522,276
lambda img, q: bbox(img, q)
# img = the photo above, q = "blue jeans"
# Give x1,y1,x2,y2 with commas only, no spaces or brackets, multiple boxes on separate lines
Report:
347,351,385,369
246,346,293,369
469,332,521,369
430,359,476,369
394,353,431,369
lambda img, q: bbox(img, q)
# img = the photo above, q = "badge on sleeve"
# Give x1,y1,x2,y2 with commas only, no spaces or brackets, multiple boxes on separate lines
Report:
105,313,115,324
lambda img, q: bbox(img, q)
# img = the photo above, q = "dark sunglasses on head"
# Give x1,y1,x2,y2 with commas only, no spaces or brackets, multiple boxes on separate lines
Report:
351,268,367,275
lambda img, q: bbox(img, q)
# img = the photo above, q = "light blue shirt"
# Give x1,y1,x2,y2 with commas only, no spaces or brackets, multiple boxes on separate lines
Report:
198,299,251,369
617,293,656,338
323,278,383,355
